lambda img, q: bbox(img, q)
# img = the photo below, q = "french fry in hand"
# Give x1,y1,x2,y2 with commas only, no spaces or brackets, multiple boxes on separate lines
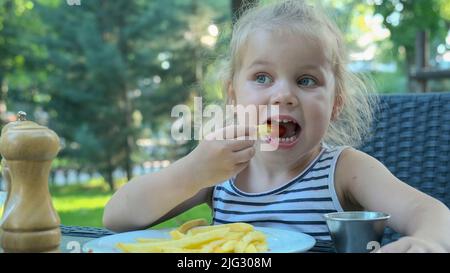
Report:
115,218,269,253
257,124,272,138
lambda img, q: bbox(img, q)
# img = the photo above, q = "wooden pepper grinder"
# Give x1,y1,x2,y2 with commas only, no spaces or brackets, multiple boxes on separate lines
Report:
1,158,11,219
0,111,61,252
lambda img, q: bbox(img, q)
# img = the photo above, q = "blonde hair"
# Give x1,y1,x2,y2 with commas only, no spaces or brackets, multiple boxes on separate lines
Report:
218,0,378,147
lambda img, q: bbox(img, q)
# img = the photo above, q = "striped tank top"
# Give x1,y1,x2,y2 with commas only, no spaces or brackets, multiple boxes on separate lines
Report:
212,144,348,241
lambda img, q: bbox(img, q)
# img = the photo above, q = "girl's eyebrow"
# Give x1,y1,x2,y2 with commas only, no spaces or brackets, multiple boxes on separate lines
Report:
297,64,326,71
247,60,273,69
298,64,320,70
248,60,325,71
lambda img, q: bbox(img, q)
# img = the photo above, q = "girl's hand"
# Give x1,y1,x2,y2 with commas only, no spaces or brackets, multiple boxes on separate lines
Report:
376,236,448,253
188,125,256,189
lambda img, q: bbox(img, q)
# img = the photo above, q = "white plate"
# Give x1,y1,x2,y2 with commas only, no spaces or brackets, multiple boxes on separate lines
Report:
82,226,316,253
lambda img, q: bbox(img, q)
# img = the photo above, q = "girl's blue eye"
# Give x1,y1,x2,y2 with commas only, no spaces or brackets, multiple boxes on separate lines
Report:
255,74,272,84
298,77,317,87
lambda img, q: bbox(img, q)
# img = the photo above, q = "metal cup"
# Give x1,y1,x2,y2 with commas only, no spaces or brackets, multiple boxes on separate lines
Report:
323,211,390,253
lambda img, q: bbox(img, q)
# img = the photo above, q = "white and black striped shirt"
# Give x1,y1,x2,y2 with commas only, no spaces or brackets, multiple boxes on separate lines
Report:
212,145,347,241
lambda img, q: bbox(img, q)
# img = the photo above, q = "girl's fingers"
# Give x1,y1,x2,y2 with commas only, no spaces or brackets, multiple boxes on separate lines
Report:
206,125,257,140
377,239,411,253
406,245,426,253
233,146,256,163
235,125,257,140
227,139,255,152
378,237,446,253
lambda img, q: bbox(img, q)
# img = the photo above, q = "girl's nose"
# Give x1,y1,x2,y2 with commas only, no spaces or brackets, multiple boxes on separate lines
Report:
270,82,299,107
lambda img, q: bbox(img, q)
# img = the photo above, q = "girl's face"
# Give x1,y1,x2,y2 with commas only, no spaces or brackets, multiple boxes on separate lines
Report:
229,30,337,156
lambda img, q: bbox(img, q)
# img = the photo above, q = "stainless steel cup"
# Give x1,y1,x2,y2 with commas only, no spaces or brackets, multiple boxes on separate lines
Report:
323,211,390,253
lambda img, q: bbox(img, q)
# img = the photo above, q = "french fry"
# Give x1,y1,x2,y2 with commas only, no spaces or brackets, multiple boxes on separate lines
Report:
116,227,230,253
244,243,257,253
217,239,238,253
177,218,209,234
255,242,269,252
115,218,268,253
200,239,227,253
156,247,203,253
189,222,254,235
224,231,247,240
136,237,170,243
243,231,266,243
234,231,266,253
169,229,186,240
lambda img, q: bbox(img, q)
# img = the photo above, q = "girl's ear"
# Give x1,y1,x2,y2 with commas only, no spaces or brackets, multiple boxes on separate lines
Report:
226,82,237,106
331,92,344,121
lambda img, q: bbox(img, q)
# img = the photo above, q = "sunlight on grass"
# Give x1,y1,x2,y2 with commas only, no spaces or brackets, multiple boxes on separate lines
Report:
52,195,111,212
49,179,111,227
45,178,212,228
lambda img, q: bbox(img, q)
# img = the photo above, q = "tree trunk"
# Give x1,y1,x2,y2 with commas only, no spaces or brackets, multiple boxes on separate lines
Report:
124,124,133,181
75,169,81,184
406,55,414,93
106,170,114,192
116,6,133,183
414,30,429,92
90,170,95,181
63,169,69,185
105,159,115,192
50,170,56,186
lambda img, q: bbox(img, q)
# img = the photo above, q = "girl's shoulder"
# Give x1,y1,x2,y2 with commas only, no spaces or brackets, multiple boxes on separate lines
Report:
334,147,382,173
332,147,377,209
334,146,382,183
333,146,402,210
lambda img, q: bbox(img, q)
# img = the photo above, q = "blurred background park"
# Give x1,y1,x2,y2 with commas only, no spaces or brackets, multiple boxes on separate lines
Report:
0,0,450,229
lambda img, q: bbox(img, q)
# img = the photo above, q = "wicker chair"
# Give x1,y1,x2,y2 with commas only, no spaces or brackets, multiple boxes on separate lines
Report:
357,92,450,244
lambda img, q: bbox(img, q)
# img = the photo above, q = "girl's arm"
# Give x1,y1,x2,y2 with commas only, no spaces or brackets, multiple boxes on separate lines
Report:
103,125,255,232
148,186,214,228
103,156,207,232
335,148,450,252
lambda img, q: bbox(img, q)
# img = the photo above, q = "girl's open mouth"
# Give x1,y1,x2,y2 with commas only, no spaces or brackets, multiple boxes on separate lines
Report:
263,116,301,149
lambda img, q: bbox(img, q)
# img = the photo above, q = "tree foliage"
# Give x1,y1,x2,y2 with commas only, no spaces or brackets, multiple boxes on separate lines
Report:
373,0,449,65
1,0,230,190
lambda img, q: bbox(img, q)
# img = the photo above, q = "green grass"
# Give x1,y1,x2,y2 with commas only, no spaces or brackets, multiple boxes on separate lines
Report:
49,180,112,227
42,178,212,229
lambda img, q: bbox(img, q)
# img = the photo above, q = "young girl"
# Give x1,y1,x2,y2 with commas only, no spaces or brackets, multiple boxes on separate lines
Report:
103,0,450,252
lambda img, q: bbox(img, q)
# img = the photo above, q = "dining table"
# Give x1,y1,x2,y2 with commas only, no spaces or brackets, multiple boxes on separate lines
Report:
58,225,336,253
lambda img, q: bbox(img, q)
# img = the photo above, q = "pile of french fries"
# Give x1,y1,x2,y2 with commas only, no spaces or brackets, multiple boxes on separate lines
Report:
116,219,268,253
